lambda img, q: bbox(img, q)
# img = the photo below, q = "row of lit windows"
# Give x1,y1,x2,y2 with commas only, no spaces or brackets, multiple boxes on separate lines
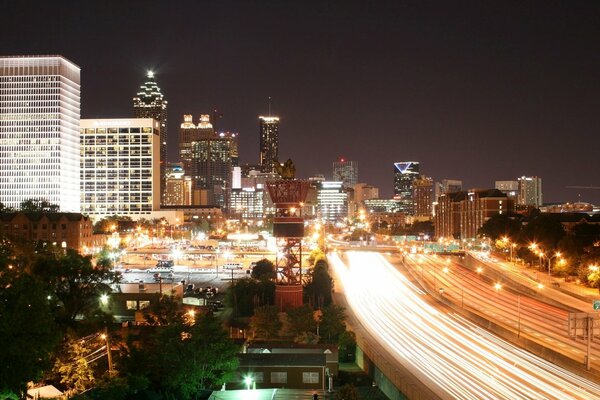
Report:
82,127,154,134
0,120,61,126
0,94,61,101
0,76,58,82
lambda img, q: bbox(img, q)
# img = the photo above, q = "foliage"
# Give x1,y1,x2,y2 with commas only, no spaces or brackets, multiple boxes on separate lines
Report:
335,384,361,400
149,315,240,398
144,295,184,325
31,249,120,327
54,337,96,395
0,269,59,396
281,305,317,340
338,331,357,362
477,214,522,241
304,259,333,308
18,198,60,213
318,304,347,343
251,258,276,281
226,278,275,317
250,306,282,339
307,248,326,266
519,214,566,251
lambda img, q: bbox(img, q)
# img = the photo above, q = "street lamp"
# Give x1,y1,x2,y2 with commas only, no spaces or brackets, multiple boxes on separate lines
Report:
547,252,562,277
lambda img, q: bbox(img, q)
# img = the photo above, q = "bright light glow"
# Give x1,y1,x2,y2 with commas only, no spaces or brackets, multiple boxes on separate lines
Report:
100,294,109,305
331,251,600,399
494,283,503,291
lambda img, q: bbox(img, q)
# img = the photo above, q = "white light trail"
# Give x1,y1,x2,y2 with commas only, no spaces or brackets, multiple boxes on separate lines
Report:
332,251,600,400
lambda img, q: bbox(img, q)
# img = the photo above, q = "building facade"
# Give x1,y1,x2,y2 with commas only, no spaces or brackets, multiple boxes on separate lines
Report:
164,163,192,206
179,114,236,207
0,55,81,211
332,159,358,188
518,176,543,207
434,189,513,239
133,72,167,204
393,161,420,215
413,176,434,218
259,116,279,173
0,212,103,253
80,118,161,219
317,181,348,223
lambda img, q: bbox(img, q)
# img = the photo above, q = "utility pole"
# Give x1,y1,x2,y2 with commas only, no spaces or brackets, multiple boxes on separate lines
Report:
104,328,114,376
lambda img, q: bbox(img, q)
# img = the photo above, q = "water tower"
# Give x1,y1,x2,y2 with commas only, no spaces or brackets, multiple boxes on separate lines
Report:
266,161,309,310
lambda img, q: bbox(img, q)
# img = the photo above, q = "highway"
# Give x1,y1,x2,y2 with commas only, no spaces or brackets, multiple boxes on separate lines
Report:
400,253,600,367
331,251,600,399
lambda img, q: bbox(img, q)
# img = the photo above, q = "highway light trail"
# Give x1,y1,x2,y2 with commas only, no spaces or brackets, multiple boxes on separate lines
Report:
332,251,600,399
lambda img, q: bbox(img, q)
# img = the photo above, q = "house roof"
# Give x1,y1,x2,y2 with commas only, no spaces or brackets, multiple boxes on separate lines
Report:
238,353,326,368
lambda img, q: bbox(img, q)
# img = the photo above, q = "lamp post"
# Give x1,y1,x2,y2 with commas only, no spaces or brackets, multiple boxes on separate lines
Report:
547,252,562,277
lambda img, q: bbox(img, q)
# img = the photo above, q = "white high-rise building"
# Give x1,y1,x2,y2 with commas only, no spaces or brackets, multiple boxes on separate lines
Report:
0,55,81,211
80,118,160,218
518,176,543,207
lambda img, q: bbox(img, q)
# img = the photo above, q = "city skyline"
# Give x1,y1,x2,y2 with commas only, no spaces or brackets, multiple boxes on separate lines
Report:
1,2,599,203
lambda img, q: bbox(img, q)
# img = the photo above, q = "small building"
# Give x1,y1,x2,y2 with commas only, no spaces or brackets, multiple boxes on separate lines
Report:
101,282,183,323
247,342,339,376
235,353,326,391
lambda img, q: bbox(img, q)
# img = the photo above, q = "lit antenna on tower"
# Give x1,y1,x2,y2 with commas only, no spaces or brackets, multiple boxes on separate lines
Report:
268,96,272,117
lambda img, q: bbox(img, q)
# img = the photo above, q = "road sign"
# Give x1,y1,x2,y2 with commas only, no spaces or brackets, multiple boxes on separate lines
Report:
594,300,600,310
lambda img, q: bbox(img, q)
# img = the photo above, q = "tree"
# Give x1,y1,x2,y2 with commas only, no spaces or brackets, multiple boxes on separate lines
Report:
143,294,184,325
319,304,346,343
18,198,60,213
32,249,120,326
54,337,96,395
338,331,357,362
335,384,360,400
304,260,333,308
282,305,317,340
226,278,274,317
0,270,59,397
250,306,282,339
519,214,566,250
251,258,275,281
477,214,522,241
150,315,240,398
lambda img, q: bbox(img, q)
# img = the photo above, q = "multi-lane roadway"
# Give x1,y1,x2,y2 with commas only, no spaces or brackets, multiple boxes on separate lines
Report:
331,251,600,399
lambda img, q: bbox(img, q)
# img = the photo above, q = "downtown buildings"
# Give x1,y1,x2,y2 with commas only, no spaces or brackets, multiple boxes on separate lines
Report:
0,55,81,212
80,118,161,218
259,116,279,173
133,72,168,204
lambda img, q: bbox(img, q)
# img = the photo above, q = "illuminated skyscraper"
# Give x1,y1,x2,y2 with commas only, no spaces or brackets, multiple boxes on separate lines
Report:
133,71,167,203
179,115,235,206
333,158,358,188
393,161,420,215
0,55,81,211
80,118,161,218
259,116,279,173
518,176,543,207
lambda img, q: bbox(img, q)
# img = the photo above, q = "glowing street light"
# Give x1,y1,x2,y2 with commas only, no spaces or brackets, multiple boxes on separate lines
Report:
244,376,253,390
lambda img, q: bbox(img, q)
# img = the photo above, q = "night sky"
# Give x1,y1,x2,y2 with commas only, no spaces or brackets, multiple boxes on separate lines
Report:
1,1,599,203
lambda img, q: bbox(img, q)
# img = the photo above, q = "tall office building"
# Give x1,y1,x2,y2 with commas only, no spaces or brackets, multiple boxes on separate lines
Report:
133,71,167,203
393,161,420,215
80,118,160,218
333,158,358,188
259,116,279,173
164,163,192,206
317,181,348,223
179,115,234,206
518,176,543,207
413,176,434,218
0,55,81,211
